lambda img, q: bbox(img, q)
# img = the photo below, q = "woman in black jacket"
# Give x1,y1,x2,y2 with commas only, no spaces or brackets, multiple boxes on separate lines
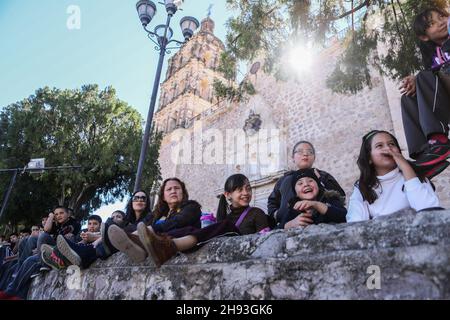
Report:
107,178,202,263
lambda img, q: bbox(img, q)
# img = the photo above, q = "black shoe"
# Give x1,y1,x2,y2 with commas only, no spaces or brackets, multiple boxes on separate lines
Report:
414,140,450,167
411,159,450,180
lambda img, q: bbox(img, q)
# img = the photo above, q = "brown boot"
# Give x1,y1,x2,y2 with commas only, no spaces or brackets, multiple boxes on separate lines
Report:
108,225,147,263
137,222,177,268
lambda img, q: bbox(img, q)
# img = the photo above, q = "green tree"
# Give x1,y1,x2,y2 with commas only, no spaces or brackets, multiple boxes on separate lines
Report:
0,85,161,228
218,0,448,96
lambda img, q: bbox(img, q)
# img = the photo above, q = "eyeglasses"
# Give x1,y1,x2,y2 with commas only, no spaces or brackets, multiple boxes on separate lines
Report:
294,149,314,156
132,195,147,202
31,228,39,232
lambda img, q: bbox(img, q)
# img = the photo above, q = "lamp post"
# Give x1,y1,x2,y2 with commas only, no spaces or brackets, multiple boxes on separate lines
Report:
133,0,199,192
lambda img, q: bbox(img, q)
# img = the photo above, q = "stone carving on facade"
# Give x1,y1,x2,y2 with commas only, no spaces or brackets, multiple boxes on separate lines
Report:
243,110,262,135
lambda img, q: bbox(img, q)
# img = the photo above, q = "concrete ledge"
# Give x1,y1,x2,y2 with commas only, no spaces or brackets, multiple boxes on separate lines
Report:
28,209,450,299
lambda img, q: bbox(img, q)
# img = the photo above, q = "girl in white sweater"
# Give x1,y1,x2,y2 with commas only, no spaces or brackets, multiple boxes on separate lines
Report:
347,130,440,222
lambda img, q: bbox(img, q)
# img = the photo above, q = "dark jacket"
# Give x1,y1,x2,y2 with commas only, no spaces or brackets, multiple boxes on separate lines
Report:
280,190,347,229
49,217,81,239
217,206,269,235
267,169,345,228
149,200,202,233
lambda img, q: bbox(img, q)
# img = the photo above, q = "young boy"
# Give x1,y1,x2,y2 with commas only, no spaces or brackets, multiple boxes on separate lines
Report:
37,206,80,270
400,7,450,178
77,215,102,244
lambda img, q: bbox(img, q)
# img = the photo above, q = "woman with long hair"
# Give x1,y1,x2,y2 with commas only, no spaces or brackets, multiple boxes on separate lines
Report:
136,173,270,268
107,178,201,263
346,130,440,222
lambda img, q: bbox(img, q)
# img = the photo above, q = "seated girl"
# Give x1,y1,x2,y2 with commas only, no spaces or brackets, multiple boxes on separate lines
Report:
267,140,346,228
347,130,440,222
134,173,270,268
280,168,347,229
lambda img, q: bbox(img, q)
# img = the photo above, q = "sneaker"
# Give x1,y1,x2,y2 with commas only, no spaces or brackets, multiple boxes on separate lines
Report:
414,140,450,167
423,160,450,180
107,225,147,263
56,235,81,267
137,222,178,268
39,265,51,272
41,244,69,270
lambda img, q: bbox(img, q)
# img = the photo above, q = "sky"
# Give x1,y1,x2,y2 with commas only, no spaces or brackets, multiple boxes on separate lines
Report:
0,0,234,222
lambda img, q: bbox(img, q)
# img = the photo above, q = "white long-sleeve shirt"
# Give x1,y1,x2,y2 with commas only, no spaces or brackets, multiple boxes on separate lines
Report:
346,167,440,222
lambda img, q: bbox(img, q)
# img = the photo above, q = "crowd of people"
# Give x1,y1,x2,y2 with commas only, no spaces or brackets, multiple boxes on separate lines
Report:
0,7,449,300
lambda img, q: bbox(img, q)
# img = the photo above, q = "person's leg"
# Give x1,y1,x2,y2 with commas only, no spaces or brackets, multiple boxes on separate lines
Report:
18,236,38,266
56,235,97,269
401,94,428,159
5,255,40,299
107,225,147,263
412,71,450,166
416,71,450,138
137,220,240,268
36,232,56,263
0,260,18,291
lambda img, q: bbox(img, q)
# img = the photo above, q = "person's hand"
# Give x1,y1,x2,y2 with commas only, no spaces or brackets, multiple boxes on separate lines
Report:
92,238,102,248
382,147,417,180
81,232,98,243
64,233,74,240
284,212,314,229
399,75,416,96
293,200,317,212
382,147,407,167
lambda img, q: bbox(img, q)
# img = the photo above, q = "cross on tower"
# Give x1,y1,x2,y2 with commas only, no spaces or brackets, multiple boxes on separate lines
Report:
207,4,213,17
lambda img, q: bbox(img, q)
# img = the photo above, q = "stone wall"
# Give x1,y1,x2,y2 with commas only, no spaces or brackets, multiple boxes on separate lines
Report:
28,209,450,300
158,41,450,212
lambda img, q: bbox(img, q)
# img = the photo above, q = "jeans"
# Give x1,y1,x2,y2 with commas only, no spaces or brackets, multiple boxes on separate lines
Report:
36,232,56,263
18,236,38,266
5,254,41,299
64,240,111,269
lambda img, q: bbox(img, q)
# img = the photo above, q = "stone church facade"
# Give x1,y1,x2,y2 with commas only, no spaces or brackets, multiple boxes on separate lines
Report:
154,17,450,213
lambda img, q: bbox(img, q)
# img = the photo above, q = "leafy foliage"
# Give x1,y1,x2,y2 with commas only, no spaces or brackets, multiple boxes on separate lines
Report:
0,85,161,228
217,0,448,95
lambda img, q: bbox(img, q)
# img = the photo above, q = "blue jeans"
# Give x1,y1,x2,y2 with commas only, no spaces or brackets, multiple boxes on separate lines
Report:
64,240,111,269
5,254,41,299
36,232,56,263
0,260,18,291
18,236,38,266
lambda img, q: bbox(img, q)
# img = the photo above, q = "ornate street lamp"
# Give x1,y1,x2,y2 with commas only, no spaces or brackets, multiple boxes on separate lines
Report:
133,0,199,192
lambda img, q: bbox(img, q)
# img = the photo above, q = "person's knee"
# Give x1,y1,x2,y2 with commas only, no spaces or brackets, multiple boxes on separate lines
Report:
415,70,434,84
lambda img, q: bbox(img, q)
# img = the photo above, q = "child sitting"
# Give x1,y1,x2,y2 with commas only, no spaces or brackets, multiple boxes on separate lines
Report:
281,168,347,229
347,130,441,222
77,215,102,244
400,7,450,178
